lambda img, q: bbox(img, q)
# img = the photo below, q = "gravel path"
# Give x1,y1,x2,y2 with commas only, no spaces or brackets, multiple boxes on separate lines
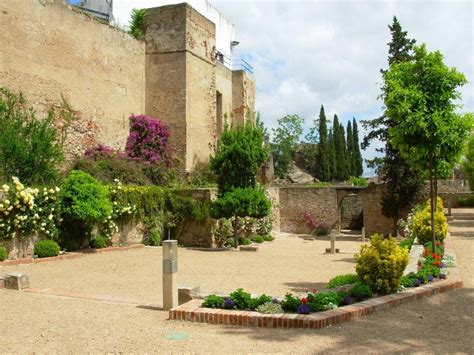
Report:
1,209,473,353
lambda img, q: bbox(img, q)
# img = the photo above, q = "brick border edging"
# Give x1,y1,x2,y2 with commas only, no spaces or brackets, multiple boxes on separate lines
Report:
169,240,463,329
0,244,144,267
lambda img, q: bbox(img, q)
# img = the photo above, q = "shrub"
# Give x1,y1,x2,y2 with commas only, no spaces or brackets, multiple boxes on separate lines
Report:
129,8,147,39
252,235,264,243
458,195,474,207
354,234,409,294
202,294,224,309
34,240,60,258
248,294,272,310
0,88,72,185
424,196,444,213
307,291,342,312
411,209,448,244
59,170,112,248
125,114,171,165
143,216,163,246
255,215,273,236
399,236,415,250
400,272,417,288
262,234,274,241
348,281,373,301
326,274,359,289
349,176,368,187
213,218,233,248
210,187,271,219
256,302,283,314
0,245,6,261
229,288,252,310
239,238,252,246
281,293,301,312
90,236,109,249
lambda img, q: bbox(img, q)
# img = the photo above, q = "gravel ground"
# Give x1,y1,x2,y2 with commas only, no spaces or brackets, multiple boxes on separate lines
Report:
0,235,363,303
0,209,473,353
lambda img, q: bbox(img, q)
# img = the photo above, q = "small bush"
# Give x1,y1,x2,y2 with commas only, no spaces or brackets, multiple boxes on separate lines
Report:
90,236,109,249
202,294,224,308
281,293,301,312
252,235,264,243
355,234,409,294
248,294,272,310
210,187,271,219
326,274,359,289
458,195,474,207
34,240,60,258
349,176,368,187
239,238,252,246
400,272,417,288
213,218,233,248
399,237,415,250
0,245,7,261
307,291,342,312
229,288,252,310
348,281,373,301
256,302,283,314
411,209,448,244
129,8,147,39
143,216,163,246
262,234,274,241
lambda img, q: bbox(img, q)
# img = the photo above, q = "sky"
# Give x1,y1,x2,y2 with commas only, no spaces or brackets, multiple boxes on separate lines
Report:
211,0,474,175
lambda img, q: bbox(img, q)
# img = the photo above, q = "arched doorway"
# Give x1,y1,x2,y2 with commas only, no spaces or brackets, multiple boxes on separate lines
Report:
340,194,364,231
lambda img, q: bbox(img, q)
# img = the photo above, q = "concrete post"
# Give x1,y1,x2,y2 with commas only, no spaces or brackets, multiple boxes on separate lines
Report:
330,229,336,254
163,240,178,311
361,227,366,243
447,194,452,216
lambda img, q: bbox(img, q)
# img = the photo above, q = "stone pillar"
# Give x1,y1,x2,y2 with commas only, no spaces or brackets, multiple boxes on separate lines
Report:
361,227,366,242
144,3,217,172
330,229,336,254
232,70,255,125
163,240,178,310
447,194,452,216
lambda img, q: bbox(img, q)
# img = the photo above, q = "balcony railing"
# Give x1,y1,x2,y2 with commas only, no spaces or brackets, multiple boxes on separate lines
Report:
215,50,254,75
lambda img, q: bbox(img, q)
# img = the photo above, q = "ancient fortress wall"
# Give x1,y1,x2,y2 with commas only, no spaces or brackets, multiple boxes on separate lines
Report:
0,0,145,158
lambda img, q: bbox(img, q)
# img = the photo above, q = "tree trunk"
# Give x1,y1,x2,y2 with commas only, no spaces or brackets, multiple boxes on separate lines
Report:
429,153,436,254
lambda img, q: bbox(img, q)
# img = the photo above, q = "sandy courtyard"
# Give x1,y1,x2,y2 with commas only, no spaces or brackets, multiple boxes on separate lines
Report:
0,209,473,353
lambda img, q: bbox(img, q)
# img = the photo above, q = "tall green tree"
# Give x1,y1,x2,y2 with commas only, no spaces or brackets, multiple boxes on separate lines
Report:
271,114,304,178
328,128,336,181
317,106,330,181
462,131,474,190
333,115,349,181
352,118,363,177
346,120,355,175
362,16,422,221
384,44,471,252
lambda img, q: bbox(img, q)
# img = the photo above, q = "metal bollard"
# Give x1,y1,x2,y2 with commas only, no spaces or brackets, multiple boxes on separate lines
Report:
163,240,178,310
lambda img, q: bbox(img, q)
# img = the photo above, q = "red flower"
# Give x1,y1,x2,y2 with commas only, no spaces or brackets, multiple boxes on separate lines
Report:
433,261,441,267
436,241,441,246
432,253,440,260
424,249,430,256
301,298,308,304
312,289,319,294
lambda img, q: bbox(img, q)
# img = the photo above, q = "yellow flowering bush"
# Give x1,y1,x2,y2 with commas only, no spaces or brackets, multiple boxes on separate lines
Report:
411,208,448,245
0,177,60,241
355,234,409,294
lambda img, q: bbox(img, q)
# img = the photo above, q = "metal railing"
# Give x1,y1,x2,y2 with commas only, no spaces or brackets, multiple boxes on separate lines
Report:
215,50,254,75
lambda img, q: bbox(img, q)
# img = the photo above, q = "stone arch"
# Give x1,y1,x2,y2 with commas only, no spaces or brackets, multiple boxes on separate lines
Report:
336,187,366,232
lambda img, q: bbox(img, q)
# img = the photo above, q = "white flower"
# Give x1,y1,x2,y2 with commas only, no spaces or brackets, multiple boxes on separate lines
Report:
55,187,60,192
1,184,9,192
48,214,53,220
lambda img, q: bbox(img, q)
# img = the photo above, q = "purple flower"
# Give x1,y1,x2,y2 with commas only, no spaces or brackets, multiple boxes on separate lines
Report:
84,144,124,159
427,275,434,282
414,278,422,287
223,297,235,309
297,304,311,314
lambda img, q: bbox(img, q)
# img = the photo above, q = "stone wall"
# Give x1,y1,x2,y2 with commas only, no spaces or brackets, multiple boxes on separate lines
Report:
279,187,339,234
0,0,145,160
232,70,256,124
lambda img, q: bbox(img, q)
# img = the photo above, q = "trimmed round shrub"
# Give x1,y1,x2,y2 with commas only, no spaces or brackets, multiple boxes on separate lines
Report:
263,234,274,241
34,240,60,258
239,238,252,246
0,245,7,261
252,235,264,243
411,209,448,244
90,236,109,249
210,187,271,219
354,234,409,294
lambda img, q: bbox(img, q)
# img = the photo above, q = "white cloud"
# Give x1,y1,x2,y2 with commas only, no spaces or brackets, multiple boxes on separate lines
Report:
212,0,474,172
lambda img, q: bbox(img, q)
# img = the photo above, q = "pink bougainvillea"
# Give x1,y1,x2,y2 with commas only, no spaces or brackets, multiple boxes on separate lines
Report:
85,144,124,159
125,114,171,165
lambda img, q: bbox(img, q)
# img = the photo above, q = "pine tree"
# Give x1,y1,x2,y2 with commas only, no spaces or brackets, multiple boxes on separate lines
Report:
317,105,330,181
352,118,363,177
346,120,355,176
362,16,423,220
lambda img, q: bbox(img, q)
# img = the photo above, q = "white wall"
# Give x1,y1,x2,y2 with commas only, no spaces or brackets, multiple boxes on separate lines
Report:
83,0,236,68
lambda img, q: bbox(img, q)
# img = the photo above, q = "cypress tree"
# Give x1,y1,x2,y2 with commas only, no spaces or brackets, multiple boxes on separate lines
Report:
333,115,349,181
317,105,330,181
362,16,423,220
352,118,363,177
346,120,355,176
328,128,336,181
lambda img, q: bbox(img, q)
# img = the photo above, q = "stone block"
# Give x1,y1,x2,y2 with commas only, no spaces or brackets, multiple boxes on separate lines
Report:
0,275,4,289
5,272,29,290
325,248,340,254
178,286,201,305
239,245,258,252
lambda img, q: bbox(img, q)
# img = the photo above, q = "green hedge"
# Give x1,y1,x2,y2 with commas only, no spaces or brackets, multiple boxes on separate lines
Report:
458,195,474,207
